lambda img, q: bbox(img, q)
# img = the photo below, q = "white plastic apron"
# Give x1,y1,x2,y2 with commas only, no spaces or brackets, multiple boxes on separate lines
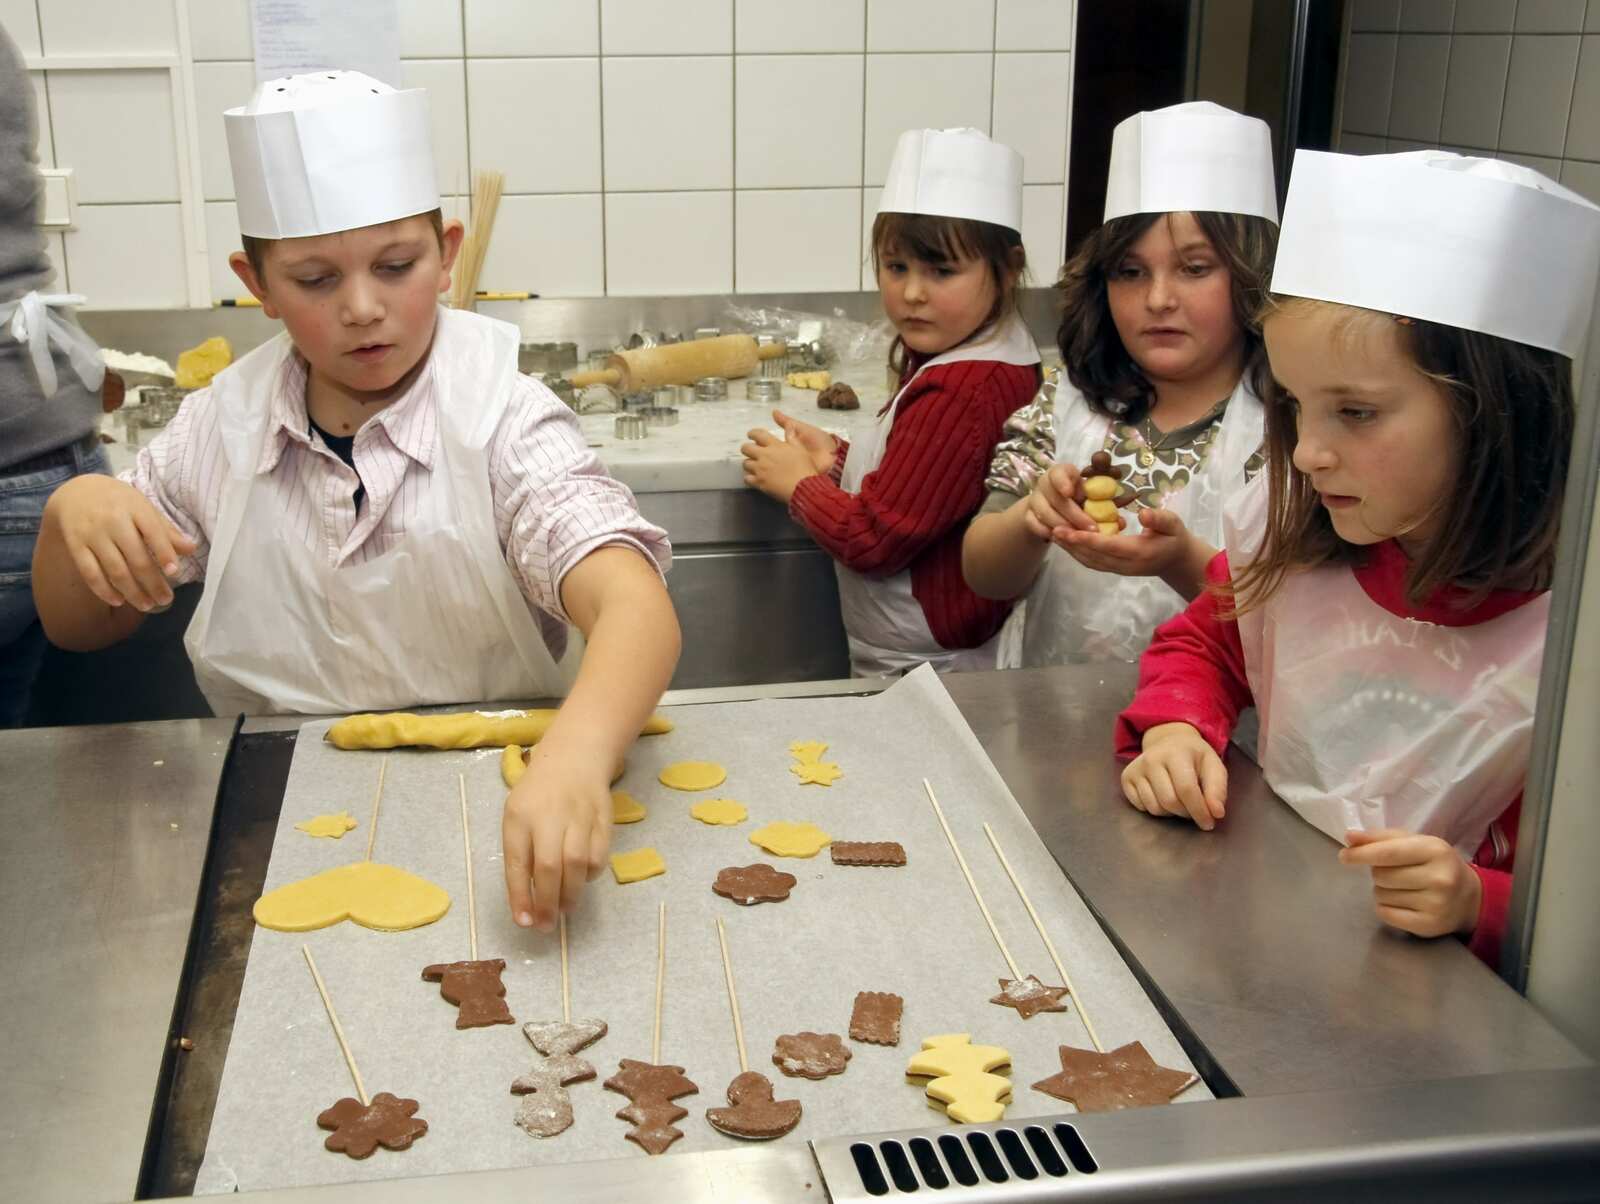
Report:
999,374,1263,668
1225,478,1548,855
185,307,578,715
834,312,1040,677
0,290,105,397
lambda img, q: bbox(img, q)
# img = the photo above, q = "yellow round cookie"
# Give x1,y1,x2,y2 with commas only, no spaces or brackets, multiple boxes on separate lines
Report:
658,760,728,791
690,798,747,826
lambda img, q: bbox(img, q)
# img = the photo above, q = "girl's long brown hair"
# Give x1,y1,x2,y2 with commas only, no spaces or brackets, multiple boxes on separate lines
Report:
1055,211,1278,424
870,212,1028,378
1228,297,1575,615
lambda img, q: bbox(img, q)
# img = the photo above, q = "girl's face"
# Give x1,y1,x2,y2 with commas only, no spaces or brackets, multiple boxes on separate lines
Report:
1264,304,1460,556
1106,212,1243,389
876,242,1001,358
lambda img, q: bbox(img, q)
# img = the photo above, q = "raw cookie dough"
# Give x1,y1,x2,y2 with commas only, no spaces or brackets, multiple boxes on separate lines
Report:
610,848,666,883
604,1059,699,1155
788,740,829,762
790,760,844,786
990,975,1070,1020
658,761,728,792
749,821,832,858
1031,1041,1197,1112
786,370,832,390
512,1020,607,1139
690,799,747,826
772,1032,851,1079
816,382,860,411
611,791,647,824
295,811,358,839
706,1071,802,1140
253,862,451,933
850,991,904,1046
421,959,515,1029
328,709,674,750
712,863,797,906
907,1034,1013,1124
317,1092,428,1159
831,841,906,866
502,745,626,789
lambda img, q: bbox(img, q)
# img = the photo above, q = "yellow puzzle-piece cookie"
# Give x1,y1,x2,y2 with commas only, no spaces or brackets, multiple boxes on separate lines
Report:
502,745,625,789
1082,476,1120,502
253,861,451,933
295,811,358,839
749,821,832,858
790,760,843,786
788,740,829,764
690,798,747,826
612,790,647,824
328,709,674,750
658,761,727,792
906,1034,1013,1124
610,847,665,883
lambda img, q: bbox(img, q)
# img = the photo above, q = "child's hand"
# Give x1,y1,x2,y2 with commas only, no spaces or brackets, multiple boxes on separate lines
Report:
1023,463,1099,542
1120,721,1228,830
741,426,820,503
1056,506,1189,578
46,473,196,612
770,409,839,474
501,744,612,931
1339,829,1484,939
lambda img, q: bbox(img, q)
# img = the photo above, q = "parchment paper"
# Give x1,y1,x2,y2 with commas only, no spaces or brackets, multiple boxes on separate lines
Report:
197,666,1208,1193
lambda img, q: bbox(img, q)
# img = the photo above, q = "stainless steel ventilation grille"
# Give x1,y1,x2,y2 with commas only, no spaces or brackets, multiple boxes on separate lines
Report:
812,1120,1097,1201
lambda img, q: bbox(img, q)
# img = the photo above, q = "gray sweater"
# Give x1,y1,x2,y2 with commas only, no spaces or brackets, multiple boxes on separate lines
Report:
1,24,101,470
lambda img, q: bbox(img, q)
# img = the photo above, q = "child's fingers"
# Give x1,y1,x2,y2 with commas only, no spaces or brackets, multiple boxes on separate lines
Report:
1165,758,1215,830
560,823,589,915
68,541,128,608
1338,831,1429,867
587,817,609,882
1131,774,1159,814
745,428,778,447
1373,901,1428,936
134,509,196,573
1199,753,1228,818
103,519,168,610
1138,507,1184,537
527,819,565,932
501,820,536,928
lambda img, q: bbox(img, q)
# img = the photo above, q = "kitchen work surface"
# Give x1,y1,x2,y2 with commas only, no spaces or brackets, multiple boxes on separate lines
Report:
196,667,1205,1193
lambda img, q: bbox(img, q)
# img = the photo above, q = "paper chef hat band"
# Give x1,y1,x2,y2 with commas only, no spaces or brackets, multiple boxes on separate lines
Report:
1271,150,1600,358
876,128,1025,234
225,71,439,240
1103,101,1278,224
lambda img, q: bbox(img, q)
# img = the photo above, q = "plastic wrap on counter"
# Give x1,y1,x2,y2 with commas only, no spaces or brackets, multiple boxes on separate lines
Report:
722,302,894,376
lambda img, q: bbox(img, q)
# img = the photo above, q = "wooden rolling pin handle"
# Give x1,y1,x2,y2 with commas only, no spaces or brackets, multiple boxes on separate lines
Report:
568,368,622,388
756,342,788,361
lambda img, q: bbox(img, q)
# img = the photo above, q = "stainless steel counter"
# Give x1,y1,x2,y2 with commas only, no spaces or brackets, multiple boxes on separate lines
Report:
3,668,1592,1202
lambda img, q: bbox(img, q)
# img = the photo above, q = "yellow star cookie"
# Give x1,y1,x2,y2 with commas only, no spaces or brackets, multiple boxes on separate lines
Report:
295,811,358,839
658,761,728,791
906,1034,1013,1124
610,848,665,883
749,821,832,858
611,790,647,824
253,862,451,932
790,760,843,786
690,798,747,826
788,740,829,764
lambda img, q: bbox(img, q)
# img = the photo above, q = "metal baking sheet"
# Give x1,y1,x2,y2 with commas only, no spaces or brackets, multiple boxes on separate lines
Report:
196,666,1208,1193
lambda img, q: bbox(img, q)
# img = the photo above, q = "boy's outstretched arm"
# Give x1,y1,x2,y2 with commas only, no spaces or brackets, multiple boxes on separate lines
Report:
501,545,681,932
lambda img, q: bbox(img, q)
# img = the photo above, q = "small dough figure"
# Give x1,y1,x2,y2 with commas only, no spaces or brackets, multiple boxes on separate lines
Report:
296,811,358,839
1077,451,1136,535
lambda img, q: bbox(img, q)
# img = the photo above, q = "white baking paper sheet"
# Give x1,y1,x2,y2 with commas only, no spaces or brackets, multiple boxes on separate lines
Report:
196,666,1208,1193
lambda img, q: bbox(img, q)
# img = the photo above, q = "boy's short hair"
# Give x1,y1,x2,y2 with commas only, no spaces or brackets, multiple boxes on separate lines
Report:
240,208,446,279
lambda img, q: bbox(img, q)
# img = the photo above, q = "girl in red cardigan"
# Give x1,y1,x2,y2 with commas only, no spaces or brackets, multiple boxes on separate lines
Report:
741,128,1040,675
1116,150,1600,970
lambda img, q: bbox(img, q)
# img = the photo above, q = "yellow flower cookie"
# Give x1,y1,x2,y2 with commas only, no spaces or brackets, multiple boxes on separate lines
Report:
790,760,843,786
690,799,747,826
749,821,832,858
610,848,666,883
295,811,358,839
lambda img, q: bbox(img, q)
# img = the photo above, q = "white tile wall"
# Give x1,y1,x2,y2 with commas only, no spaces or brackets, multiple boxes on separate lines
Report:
1515,0,1587,33
1341,34,1398,134
867,0,996,52
28,0,1077,304
864,54,994,186
1399,0,1455,33
1499,34,1581,157
736,56,863,189
1350,0,1402,32
1387,33,1450,141
1453,0,1515,31
1562,158,1600,203
859,188,880,291
29,73,53,166
1440,33,1511,147
41,232,66,290
736,0,866,53
605,191,733,294
992,53,1072,184
1567,36,1600,161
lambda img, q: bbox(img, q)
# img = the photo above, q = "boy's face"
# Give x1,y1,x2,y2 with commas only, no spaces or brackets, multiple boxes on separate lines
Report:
230,214,463,400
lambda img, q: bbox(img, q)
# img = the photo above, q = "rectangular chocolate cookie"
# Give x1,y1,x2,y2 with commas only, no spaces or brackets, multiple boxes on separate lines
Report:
831,840,906,867
849,991,903,1046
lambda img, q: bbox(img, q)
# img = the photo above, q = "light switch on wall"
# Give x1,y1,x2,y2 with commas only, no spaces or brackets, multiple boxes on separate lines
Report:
37,168,76,229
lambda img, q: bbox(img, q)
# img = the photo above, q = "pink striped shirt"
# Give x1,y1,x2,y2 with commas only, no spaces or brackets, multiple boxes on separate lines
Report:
122,351,670,661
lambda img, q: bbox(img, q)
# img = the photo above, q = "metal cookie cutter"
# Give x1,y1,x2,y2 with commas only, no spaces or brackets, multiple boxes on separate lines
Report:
642,405,679,428
694,376,729,402
743,376,783,403
757,332,787,378
614,413,648,439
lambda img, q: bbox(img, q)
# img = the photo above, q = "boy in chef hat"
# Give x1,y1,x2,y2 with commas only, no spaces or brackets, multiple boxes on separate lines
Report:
743,127,1041,675
1117,149,1600,968
964,101,1279,668
33,70,680,934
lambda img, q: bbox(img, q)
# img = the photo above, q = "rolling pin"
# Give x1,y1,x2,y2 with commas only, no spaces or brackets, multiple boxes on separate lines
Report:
567,334,787,390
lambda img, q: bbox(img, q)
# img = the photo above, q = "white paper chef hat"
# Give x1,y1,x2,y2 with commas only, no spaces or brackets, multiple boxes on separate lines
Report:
1271,150,1600,357
876,128,1024,233
1103,101,1278,224
225,70,438,239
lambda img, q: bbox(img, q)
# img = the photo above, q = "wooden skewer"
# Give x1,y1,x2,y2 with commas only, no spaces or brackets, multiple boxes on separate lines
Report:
559,914,570,1024
923,779,1021,979
714,917,749,1074
459,774,478,962
652,902,665,1065
302,944,369,1107
983,823,1104,1053
363,755,388,862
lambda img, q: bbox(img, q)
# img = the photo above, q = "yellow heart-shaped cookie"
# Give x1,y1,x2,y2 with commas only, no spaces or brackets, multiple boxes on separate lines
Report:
252,862,452,932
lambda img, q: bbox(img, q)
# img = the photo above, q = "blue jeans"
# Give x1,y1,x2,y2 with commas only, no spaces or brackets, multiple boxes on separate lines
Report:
0,436,109,727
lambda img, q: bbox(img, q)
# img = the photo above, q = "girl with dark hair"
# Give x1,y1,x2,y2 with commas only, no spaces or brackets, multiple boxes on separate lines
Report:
1116,151,1600,969
964,103,1279,667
